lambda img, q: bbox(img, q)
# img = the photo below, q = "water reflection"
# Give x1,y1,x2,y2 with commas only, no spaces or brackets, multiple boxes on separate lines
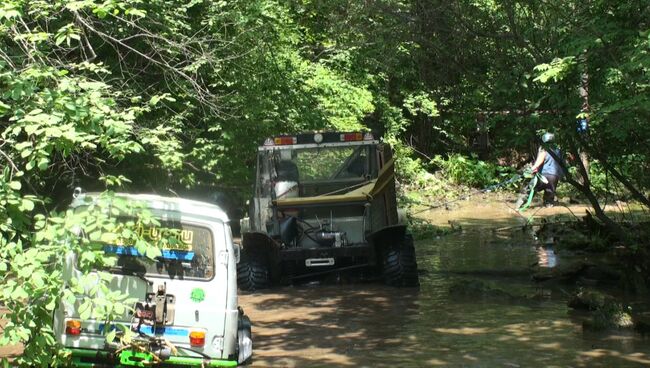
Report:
537,245,557,268
240,230,650,367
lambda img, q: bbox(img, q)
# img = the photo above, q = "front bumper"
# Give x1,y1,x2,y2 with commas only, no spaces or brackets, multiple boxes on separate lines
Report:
279,244,373,261
66,348,238,368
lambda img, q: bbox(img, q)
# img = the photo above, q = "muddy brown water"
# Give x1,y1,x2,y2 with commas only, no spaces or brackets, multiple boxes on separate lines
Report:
3,199,649,366
240,228,650,367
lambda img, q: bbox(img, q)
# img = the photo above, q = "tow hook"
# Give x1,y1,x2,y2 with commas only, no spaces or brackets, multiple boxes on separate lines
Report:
133,282,176,329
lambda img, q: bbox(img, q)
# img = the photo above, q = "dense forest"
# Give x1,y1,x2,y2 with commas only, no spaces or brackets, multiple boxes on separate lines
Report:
0,0,648,365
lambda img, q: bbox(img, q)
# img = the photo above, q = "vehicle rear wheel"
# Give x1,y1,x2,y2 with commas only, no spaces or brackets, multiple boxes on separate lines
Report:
382,235,419,287
237,257,270,291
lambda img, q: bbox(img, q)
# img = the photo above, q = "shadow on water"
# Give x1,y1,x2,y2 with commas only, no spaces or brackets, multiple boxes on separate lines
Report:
240,227,650,367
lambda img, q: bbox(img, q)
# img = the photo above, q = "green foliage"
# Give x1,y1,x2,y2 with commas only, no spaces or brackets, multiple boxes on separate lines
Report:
303,63,374,131
432,154,515,188
403,92,439,119
0,192,170,367
573,156,650,198
533,57,577,84
392,141,427,183
529,1,650,213
0,0,649,362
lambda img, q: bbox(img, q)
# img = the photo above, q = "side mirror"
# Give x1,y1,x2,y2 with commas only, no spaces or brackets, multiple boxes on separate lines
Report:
233,243,241,263
239,217,251,234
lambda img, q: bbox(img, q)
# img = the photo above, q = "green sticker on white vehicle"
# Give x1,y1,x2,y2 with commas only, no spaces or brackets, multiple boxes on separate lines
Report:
190,288,205,303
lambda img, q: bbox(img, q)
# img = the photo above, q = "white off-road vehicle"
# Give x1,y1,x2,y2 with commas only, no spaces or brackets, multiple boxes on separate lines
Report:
54,193,252,367
238,132,419,290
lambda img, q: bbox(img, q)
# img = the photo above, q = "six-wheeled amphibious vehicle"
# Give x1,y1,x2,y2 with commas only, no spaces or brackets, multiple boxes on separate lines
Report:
238,132,419,290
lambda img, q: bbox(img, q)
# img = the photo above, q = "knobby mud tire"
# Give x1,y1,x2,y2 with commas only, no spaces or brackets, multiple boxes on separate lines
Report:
383,236,420,287
237,258,270,291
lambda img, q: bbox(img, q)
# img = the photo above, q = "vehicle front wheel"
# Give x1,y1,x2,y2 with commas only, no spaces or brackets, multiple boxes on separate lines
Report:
237,257,270,291
382,236,419,287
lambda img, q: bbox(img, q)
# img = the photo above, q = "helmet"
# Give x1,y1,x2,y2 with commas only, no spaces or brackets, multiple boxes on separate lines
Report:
541,132,555,143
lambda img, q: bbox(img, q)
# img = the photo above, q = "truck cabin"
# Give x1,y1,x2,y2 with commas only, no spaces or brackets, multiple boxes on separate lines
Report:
254,132,396,247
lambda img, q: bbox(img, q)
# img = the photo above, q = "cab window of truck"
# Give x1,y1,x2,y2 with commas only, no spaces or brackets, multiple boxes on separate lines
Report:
291,146,371,181
100,220,216,280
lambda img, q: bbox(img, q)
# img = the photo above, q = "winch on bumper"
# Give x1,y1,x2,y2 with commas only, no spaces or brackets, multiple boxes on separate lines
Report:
280,243,374,267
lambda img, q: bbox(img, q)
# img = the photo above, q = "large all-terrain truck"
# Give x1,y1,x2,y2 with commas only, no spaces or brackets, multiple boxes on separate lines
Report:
238,132,419,290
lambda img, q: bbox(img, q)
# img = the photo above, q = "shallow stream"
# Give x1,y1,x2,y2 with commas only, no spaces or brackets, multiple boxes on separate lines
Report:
240,230,650,367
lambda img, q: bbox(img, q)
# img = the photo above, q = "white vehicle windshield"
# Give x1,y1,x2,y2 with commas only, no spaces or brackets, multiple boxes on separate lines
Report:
102,220,215,280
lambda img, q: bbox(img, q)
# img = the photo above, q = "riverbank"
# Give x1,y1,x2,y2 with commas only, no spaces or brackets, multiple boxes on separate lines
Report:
413,191,643,231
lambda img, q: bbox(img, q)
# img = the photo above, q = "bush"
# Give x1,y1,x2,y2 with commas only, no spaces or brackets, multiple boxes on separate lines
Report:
588,157,649,198
391,139,427,184
431,154,515,188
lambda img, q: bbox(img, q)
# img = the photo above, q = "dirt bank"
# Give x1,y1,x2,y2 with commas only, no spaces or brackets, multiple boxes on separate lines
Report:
417,193,636,230
0,308,23,361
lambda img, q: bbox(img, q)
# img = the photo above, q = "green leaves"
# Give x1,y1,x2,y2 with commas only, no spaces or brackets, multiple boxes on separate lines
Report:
0,187,173,366
533,57,577,84
148,93,176,106
78,299,92,320
0,0,645,363
0,3,22,20
10,285,29,300
105,329,117,344
432,154,515,188
19,198,34,211
54,23,81,47
403,92,439,119
124,8,147,18
302,63,374,131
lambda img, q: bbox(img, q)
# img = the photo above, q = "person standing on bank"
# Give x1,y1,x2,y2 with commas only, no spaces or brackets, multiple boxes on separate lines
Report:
530,132,564,207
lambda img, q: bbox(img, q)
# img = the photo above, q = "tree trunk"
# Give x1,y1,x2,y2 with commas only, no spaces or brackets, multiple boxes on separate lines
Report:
546,145,628,242
577,52,590,184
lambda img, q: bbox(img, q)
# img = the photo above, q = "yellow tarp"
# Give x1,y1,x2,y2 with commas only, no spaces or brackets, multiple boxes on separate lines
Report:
274,181,376,206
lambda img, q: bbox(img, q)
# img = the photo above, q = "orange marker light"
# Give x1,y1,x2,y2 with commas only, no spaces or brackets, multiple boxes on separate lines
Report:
341,133,362,142
189,331,206,347
274,136,296,145
65,320,81,335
